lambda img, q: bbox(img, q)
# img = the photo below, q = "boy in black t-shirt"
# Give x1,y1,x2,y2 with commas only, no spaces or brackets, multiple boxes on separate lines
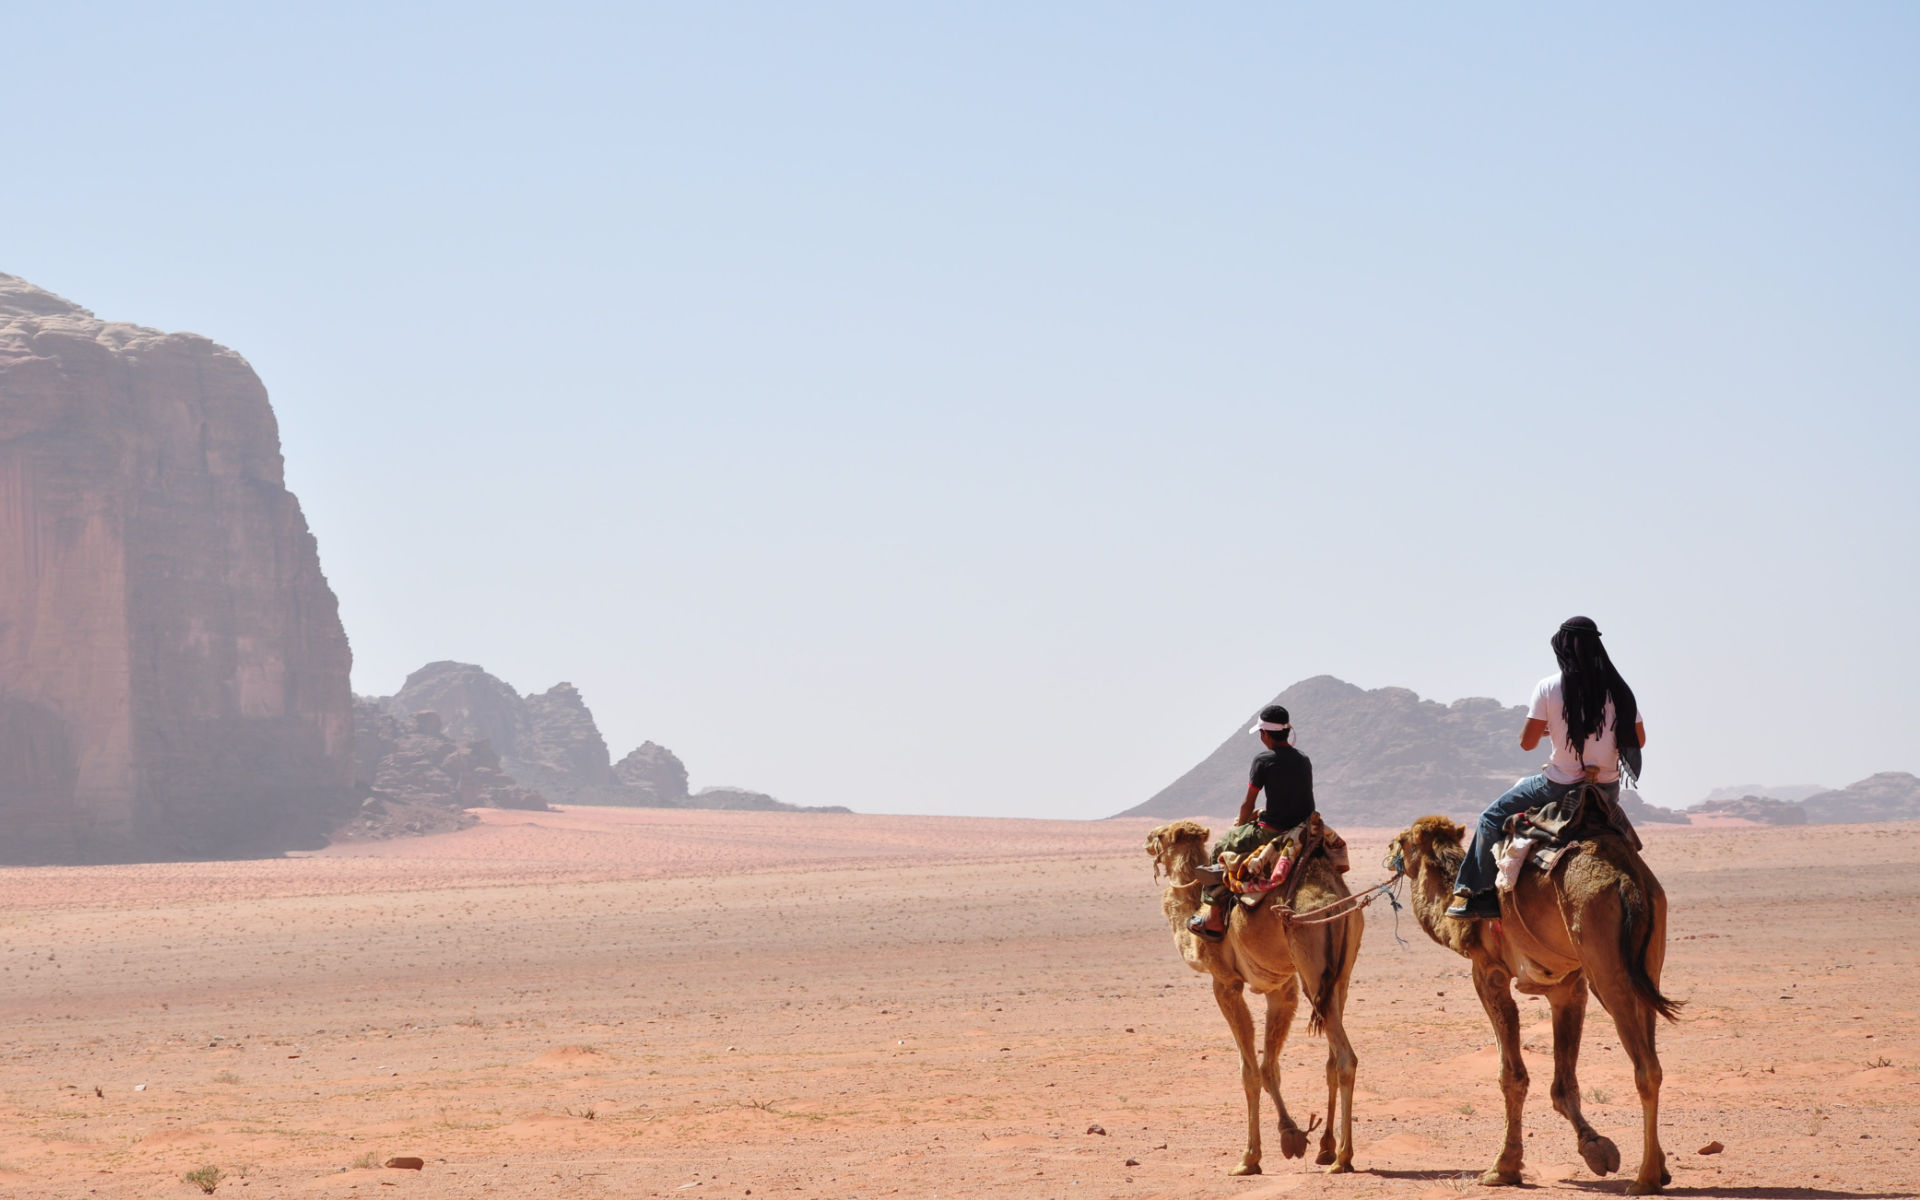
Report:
1187,704,1318,942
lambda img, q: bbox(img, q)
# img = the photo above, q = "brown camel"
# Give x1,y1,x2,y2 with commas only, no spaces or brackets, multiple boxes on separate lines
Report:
1389,815,1681,1193
1146,820,1363,1176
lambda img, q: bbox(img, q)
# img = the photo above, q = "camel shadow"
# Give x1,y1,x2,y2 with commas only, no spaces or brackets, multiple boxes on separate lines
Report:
1561,1184,1912,1199
1366,1169,1529,1184
1362,1174,1913,1199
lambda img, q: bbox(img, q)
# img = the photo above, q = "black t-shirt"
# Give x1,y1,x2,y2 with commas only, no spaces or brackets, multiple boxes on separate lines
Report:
1251,745,1315,829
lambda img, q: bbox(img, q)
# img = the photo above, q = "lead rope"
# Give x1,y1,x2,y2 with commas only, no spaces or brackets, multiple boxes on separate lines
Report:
1279,866,1405,929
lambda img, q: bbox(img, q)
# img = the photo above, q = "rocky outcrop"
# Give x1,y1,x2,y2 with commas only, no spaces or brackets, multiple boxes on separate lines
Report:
343,701,546,840
691,786,852,814
388,661,530,757
1799,772,1920,823
613,741,690,802
1619,789,1689,825
1696,782,1828,805
0,273,352,863
1687,795,1809,825
513,683,617,796
1121,676,1550,825
370,661,831,813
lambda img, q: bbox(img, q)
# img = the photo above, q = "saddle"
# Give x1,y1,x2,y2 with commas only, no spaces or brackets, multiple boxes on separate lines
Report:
1492,772,1640,893
1217,814,1350,910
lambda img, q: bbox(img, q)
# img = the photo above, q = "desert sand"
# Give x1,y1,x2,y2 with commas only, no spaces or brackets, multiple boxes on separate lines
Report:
0,808,1915,1199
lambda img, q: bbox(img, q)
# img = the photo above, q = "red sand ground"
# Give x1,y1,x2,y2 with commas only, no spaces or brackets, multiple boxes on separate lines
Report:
0,809,1915,1199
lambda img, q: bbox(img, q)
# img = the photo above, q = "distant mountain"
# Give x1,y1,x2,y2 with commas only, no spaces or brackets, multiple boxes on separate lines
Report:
1120,676,1579,826
1683,772,1919,825
361,661,847,814
1688,795,1808,825
1799,772,1920,823
1696,782,1829,805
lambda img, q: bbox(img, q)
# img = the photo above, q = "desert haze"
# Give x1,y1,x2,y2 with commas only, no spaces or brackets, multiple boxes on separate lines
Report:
0,807,1914,1198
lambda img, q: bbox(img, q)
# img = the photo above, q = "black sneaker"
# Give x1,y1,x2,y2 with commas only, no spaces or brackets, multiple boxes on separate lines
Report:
1445,890,1501,920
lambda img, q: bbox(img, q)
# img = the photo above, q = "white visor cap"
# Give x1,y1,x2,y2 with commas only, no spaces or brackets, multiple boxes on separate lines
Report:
1249,719,1292,735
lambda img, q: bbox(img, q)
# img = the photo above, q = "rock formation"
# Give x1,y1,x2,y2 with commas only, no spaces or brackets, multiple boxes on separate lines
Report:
0,273,352,862
1798,772,1920,823
1695,782,1829,805
691,786,849,814
1687,795,1808,825
387,660,528,756
513,682,618,796
613,741,690,802
342,701,546,840
366,661,841,812
1618,790,1689,825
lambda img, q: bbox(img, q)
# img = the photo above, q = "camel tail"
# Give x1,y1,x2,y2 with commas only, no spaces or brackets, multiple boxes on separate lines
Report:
1619,876,1683,1023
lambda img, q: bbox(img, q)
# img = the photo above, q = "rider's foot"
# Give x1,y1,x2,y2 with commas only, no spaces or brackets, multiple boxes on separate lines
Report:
1186,911,1226,942
1445,889,1501,920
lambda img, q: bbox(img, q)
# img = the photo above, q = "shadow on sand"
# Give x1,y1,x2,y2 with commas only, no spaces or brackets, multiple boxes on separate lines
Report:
1362,1172,1914,1200
1561,1184,1912,1199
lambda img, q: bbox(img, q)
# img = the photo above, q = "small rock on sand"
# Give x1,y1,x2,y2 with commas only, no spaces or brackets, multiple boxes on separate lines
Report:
1698,1141,1724,1155
385,1157,425,1170
1087,1124,1106,1135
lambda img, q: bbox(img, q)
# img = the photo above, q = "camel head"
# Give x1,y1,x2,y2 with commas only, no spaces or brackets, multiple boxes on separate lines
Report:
1390,815,1467,882
1145,819,1212,884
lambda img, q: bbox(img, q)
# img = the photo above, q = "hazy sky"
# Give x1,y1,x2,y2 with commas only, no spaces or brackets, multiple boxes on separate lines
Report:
6,4,1915,817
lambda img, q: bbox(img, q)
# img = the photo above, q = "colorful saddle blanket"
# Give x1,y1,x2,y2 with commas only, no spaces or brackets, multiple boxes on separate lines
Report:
1218,813,1350,908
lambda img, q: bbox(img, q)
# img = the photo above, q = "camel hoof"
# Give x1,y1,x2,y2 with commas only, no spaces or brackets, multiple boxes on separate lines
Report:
1625,1180,1663,1196
1479,1169,1524,1187
1279,1128,1309,1159
1580,1134,1621,1176
1229,1162,1262,1177
1324,1160,1355,1175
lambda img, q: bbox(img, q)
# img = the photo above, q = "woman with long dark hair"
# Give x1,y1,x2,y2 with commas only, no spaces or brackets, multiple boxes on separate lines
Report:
1447,616,1647,919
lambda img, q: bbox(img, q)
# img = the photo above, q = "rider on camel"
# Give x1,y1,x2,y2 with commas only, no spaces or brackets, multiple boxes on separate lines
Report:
1187,703,1317,942
1448,616,1648,919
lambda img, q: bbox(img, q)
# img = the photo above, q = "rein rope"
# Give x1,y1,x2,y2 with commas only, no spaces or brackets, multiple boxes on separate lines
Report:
1280,851,1407,930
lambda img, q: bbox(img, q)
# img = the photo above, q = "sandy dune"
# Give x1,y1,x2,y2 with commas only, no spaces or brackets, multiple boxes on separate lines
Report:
0,809,1915,1199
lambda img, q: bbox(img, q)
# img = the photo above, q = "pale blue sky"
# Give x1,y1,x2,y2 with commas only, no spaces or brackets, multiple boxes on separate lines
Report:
5,3,1915,816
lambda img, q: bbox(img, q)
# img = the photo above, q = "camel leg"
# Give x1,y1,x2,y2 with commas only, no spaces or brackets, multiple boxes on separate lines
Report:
1470,961,1528,1186
1213,976,1265,1176
1588,974,1666,1194
1261,982,1310,1159
1545,977,1619,1177
1315,958,1358,1173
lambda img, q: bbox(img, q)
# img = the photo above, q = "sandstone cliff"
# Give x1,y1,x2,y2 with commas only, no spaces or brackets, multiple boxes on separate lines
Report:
1120,675,1682,826
0,273,353,862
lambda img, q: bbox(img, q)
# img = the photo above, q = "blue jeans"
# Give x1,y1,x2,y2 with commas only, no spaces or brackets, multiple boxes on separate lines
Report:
1454,773,1618,895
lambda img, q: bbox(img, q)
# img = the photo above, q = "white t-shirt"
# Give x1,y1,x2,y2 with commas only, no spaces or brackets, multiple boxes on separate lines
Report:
1530,673,1642,786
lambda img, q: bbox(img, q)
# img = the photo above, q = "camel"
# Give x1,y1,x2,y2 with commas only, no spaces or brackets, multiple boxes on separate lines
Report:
1389,814,1682,1194
1146,820,1363,1175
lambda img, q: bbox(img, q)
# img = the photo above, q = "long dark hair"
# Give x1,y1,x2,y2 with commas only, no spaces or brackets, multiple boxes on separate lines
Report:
1551,616,1642,786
